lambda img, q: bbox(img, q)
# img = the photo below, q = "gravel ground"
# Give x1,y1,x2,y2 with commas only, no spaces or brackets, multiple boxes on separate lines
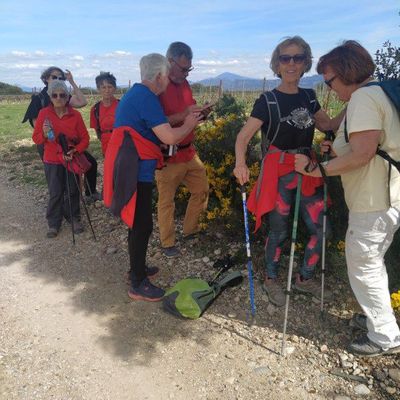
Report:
1,166,400,400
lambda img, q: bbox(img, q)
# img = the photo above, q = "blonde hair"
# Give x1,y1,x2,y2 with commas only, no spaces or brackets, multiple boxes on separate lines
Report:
270,36,313,77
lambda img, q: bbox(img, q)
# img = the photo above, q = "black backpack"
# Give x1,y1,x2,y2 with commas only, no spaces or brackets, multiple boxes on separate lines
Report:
261,88,317,157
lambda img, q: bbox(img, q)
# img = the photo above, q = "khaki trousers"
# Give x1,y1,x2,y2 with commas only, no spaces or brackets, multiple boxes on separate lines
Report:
155,154,209,248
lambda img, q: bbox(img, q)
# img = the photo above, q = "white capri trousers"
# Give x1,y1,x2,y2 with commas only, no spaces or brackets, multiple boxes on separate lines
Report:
346,207,400,349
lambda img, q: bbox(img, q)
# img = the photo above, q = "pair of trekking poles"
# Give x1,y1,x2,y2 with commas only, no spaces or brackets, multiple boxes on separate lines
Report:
58,133,97,245
240,131,333,356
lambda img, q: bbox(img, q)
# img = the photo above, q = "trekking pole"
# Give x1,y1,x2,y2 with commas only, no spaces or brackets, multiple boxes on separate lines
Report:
240,185,256,325
320,130,334,317
64,162,76,245
72,173,97,241
281,173,302,356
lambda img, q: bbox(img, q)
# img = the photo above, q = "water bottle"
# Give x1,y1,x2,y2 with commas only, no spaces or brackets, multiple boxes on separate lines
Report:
47,129,55,141
44,118,55,141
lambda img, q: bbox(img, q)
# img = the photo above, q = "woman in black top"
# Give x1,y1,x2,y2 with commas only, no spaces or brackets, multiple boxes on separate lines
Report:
234,36,344,307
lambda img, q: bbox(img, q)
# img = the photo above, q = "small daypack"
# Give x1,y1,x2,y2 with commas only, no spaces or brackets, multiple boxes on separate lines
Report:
163,270,243,319
344,80,400,173
261,88,317,157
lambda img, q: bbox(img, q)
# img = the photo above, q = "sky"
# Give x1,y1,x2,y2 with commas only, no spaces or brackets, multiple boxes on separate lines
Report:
0,0,399,89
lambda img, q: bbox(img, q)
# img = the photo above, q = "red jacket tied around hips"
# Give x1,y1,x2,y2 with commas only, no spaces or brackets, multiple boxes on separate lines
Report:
103,126,164,228
247,146,324,232
32,105,89,164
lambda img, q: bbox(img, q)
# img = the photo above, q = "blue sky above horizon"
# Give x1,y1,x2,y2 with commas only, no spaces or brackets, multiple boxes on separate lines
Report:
0,0,399,88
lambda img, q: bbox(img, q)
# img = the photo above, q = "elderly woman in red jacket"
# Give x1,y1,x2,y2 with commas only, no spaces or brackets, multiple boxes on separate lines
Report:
32,80,89,238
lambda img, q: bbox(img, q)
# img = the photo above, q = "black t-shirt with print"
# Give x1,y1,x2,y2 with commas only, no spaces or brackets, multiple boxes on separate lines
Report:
250,88,321,151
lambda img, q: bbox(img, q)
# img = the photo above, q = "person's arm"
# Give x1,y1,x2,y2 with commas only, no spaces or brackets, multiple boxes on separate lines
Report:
32,111,46,144
314,107,346,133
295,129,381,177
65,69,87,108
74,113,90,154
233,117,264,185
152,112,201,144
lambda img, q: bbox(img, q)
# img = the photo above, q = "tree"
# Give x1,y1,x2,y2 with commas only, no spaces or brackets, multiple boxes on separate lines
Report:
0,82,24,95
374,41,400,80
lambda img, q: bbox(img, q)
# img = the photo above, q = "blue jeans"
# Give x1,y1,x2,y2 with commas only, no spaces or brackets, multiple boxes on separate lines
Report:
265,171,331,279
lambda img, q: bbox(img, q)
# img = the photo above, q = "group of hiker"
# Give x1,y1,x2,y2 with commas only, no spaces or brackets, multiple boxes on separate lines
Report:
24,36,400,358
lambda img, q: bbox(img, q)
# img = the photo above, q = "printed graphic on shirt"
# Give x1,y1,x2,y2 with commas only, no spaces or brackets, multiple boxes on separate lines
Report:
282,107,314,129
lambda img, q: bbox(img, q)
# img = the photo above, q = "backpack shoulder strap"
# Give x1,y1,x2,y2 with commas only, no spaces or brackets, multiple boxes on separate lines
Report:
212,270,243,295
94,101,101,131
301,88,317,114
262,90,281,155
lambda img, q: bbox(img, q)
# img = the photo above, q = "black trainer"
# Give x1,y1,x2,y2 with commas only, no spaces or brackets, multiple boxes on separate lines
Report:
348,334,400,357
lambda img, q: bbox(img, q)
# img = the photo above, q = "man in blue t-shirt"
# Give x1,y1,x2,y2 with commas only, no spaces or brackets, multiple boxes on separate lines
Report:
112,53,201,302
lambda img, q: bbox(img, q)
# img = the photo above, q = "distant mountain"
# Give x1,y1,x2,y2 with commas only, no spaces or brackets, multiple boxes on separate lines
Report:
196,72,323,91
16,84,34,93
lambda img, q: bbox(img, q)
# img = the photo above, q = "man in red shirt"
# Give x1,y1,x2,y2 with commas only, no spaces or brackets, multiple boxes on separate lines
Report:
156,42,209,257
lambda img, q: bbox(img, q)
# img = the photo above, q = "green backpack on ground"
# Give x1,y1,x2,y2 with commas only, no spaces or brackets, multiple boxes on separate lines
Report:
163,270,243,319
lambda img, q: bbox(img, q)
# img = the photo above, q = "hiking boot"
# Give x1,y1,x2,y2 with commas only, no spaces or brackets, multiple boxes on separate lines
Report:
348,334,400,357
72,220,84,234
125,266,160,284
293,274,333,301
162,246,180,258
128,278,165,302
85,191,102,204
262,278,286,307
349,313,368,332
46,227,59,238
183,231,206,241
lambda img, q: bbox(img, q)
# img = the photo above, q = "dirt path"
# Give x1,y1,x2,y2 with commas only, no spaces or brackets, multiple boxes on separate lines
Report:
0,169,398,400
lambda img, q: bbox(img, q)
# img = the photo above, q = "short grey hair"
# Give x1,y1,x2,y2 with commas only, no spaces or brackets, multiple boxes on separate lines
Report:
166,42,193,61
47,80,69,96
140,53,170,81
270,36,313,77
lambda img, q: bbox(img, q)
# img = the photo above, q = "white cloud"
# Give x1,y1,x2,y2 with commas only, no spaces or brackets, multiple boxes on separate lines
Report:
11,50,28,57
104,50,132,58
34,51,45,56
71,55,84,61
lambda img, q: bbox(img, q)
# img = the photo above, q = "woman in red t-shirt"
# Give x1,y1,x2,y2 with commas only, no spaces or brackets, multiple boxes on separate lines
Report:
32,80,90,238
90,72,119,156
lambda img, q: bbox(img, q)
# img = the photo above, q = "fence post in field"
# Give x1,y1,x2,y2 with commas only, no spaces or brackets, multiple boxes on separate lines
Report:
262,77,266,93
218,79,223,99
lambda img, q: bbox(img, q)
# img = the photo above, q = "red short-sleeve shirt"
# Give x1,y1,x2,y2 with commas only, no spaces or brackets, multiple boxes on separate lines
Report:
159,80,196,163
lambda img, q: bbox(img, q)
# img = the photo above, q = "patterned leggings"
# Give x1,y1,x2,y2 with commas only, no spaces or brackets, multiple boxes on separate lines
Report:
265,171,331,280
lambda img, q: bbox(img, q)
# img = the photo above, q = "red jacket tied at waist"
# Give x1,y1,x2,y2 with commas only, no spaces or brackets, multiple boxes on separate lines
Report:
103,126,163,228
247,146,324,232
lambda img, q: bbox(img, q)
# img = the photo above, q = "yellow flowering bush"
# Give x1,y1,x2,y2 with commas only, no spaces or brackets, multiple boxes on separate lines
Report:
391,291,400,310
176,94,260,231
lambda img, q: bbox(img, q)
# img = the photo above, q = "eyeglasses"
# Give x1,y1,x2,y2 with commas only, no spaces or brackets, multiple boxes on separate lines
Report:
324,75,337,88
51,93,67,99
172,59,194,74
278,54,306,64
50,75,65,80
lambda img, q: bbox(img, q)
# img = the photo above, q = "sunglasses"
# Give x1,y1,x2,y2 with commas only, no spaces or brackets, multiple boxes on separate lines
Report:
278,54,306,64
51,93,68,99
324,75,337,88
172,59,194,73
50,75,65,80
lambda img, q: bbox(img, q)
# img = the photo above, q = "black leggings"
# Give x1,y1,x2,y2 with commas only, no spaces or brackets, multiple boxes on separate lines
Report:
84,151,98,196
128,182,154,287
